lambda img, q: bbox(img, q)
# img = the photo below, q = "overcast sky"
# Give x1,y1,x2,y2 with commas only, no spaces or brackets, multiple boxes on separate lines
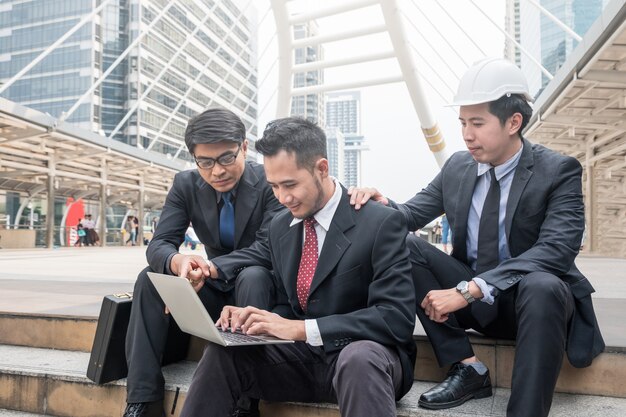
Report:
255,0,506,202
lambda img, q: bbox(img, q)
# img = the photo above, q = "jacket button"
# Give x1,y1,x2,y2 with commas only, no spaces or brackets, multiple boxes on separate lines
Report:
334,341,339,347
507,279,514,284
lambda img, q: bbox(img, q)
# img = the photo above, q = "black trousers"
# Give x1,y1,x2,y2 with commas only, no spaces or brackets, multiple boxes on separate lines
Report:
406,235,575,417
181,340,403,417
125,265,276,403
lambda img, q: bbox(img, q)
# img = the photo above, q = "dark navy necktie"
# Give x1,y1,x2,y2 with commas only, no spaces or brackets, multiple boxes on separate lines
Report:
219,191,235,250
476,168,500,274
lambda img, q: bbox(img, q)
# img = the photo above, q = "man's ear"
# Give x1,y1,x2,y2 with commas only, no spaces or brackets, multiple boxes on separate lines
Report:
315,158,329,177
241,139,249,156
508,113,523,135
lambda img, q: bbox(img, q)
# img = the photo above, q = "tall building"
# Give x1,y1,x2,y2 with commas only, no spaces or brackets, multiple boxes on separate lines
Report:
505,0,605,96
342,135,367,189
325,127,345,183
0,0,259,163
540,0,603,85
291,21,325,126
326,91,360,135
504,0,522,67
326,91,368,188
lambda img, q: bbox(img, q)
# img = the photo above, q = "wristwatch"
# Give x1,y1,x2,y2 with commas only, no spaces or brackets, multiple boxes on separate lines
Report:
456,280,476,304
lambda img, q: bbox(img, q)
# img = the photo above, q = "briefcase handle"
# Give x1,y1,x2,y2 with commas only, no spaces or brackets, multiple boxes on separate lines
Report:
113,292,133,299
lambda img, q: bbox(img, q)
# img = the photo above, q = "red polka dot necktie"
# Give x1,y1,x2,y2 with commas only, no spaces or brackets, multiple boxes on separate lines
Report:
296,217,318,312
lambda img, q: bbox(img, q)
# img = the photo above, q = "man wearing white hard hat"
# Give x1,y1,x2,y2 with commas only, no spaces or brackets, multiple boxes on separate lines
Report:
349,57,604,417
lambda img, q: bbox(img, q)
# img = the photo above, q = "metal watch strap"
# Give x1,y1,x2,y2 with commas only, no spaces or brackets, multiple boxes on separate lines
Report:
461,290,475,303
457,281,475,303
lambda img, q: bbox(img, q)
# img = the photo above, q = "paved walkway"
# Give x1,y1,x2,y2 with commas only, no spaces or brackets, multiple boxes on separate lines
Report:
0,246,624,346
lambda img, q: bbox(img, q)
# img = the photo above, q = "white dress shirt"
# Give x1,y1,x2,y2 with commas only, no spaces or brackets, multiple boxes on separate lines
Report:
469,145,523,303
289,178,342,345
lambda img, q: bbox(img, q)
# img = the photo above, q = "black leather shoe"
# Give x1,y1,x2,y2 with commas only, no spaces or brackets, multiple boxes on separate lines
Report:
123,401,165,417
418,362,492,409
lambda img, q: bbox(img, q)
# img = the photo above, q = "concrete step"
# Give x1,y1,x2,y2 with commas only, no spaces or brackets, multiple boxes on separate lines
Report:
0,345,192,417
414,334,626,398
1,344,625,417
2,311,626,399
0,312,95,352
0,410,49,416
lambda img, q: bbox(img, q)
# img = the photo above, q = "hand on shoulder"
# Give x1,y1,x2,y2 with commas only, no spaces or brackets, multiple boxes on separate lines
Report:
348,186,389,210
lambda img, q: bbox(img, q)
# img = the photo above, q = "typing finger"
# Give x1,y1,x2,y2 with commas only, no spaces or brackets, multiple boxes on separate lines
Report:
217,306,236,330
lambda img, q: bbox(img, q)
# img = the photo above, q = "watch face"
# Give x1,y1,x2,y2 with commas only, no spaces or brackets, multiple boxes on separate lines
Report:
456,281,468,292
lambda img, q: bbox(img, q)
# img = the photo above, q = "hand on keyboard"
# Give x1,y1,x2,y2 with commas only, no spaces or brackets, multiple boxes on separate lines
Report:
218,305,307,341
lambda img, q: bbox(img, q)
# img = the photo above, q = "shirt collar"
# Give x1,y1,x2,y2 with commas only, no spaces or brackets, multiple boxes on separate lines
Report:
216,182,239,203
477,144,524,180
290,177,342,232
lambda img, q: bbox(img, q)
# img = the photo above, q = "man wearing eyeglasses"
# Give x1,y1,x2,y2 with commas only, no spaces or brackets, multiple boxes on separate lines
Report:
123,108,284,417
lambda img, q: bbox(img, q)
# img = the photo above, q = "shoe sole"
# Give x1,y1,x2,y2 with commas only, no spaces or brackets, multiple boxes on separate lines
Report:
418,385,493,410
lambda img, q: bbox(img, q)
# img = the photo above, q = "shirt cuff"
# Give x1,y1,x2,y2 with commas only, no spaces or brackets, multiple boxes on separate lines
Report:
305,319,323,346
472,277,495,305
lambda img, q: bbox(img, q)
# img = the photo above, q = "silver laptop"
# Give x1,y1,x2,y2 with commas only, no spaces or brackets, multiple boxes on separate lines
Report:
148,272,294,346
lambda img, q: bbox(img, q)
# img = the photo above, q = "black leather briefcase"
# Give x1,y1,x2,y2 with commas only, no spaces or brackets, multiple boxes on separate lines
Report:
87,292,190,384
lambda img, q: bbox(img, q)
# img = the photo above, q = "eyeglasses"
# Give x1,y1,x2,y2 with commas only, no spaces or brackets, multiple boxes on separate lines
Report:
194,145,242,170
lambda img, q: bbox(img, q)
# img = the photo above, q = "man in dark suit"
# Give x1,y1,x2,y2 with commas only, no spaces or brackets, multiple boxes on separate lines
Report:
180,117,416,417
349,58,604,417
123,108,284,417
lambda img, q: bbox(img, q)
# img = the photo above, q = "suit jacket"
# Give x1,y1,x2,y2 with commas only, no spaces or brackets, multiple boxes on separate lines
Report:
146,161,284,290
214,187,417,397
391,139,604,368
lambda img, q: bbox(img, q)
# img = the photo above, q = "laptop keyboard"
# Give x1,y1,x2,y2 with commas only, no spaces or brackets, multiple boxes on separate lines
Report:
218,328,267,344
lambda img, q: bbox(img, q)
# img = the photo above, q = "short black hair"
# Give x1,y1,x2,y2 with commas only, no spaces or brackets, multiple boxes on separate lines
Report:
488,94,533,134
256,117,327,171
184,108,245,154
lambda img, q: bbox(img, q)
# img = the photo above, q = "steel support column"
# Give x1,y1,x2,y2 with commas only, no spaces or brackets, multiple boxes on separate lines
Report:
379,0,448,166
585,139,596,252
270,0,293,117
46,157,56,248
138,176,145,246
100,161,107,247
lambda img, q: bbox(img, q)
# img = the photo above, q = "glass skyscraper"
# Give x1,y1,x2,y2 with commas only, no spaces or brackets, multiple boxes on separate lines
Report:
291,21,325,127
506,0,606,96
0,0,258,163
540,0,603,85
325,127,345,183
326,91,367,188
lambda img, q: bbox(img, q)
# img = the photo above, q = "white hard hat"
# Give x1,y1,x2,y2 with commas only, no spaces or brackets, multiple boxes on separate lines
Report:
449,57,534,106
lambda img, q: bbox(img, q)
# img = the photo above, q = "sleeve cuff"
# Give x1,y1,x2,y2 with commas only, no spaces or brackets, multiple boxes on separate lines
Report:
472,277,495,305
164,253,176,275
304,319,323,346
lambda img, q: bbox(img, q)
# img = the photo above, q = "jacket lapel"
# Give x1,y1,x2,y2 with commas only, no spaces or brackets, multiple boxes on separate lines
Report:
452,161,478,264
196,174,220,248
309,188,354,296
278,220,303,309
234,163,260,248
505,139,534,239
